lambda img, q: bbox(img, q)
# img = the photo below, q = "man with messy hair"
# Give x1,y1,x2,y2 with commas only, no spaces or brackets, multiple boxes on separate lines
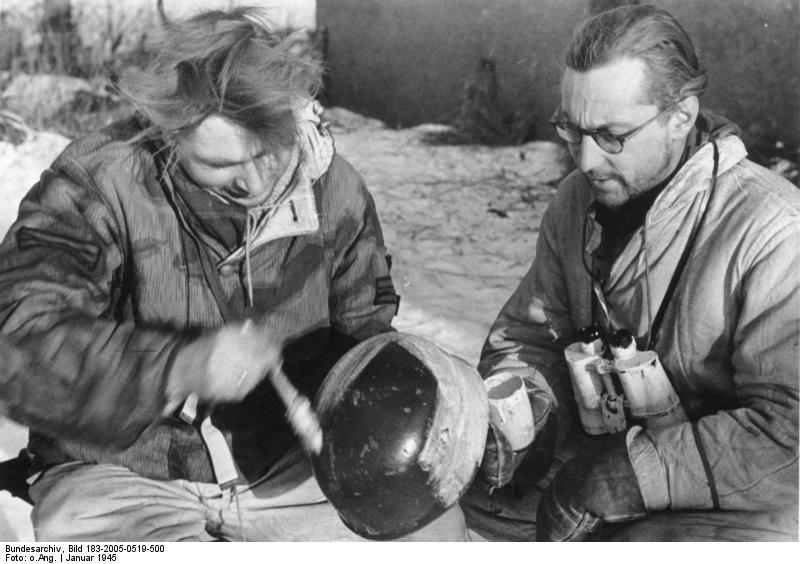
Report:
0,5,467,541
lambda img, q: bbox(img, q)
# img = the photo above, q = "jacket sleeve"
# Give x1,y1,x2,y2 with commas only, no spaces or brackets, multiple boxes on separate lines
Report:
479,198,583,431
324,155,397,341
0,157,196,447
637,219,800,512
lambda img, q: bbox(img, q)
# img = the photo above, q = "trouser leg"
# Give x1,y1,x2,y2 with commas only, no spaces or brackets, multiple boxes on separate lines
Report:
29,462,213,541
460,444,571,542
461,482,542,541
602,507,799,541
30,450,470,542
219,446,468,541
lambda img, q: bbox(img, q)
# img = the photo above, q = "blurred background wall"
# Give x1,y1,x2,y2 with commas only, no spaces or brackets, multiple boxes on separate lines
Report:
0,0,318,135
318,0,800,147
2,0,798,149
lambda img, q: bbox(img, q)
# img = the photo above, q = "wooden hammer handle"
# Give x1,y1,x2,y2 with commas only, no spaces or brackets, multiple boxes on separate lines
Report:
269,366,324,455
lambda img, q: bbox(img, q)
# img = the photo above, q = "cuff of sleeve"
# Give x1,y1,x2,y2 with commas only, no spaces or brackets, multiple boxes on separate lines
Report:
163,332,214,416
626,426,670,512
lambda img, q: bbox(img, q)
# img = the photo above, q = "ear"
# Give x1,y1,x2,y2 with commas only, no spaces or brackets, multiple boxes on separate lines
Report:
670,96,699,139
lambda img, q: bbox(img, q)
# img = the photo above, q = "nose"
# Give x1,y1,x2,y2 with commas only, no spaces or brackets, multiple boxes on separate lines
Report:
572,134,606,173
233,161,268,197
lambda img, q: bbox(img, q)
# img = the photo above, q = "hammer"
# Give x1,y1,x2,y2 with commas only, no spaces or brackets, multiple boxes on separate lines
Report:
268,364,324,455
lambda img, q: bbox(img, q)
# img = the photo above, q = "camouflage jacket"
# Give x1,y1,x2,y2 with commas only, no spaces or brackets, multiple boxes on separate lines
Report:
0,116,398,484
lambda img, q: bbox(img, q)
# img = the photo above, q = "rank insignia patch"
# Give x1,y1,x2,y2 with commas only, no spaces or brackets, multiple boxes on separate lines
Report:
374,276,400,315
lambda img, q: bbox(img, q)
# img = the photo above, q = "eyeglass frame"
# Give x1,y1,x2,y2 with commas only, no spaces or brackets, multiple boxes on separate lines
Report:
549,102,678,155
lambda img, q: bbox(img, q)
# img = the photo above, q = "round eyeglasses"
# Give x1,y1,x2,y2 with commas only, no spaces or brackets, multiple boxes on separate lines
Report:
550,103,677,155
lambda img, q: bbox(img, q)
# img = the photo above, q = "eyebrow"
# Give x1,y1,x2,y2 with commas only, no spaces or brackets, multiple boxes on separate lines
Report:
192,148,272,168
559,109,642,131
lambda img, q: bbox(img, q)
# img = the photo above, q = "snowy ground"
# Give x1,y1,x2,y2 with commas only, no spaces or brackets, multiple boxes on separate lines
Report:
0,108,569,541
0,128,73,541
324,109,568,362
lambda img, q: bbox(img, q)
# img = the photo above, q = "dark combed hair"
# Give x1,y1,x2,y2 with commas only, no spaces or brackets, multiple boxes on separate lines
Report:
118,4,322,150
565,4,707,109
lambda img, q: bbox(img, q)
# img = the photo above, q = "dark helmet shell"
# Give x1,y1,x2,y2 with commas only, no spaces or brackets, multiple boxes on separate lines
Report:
311,333,489,540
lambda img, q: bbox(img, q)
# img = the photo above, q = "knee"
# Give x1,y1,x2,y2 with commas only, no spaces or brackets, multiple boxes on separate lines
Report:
401,505,469,541
29,463,105,541
31,488,82,541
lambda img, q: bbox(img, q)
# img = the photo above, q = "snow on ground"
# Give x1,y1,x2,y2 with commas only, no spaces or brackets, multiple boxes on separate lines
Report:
324,108,568,362
0,128,72,541
0,108,569,540
0,131,72,238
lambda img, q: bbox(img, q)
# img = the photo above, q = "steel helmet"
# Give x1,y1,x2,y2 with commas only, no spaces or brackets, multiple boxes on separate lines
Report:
311,332,489,539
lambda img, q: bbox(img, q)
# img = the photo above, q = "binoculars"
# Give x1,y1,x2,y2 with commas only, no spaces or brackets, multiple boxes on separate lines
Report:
564,326,687,435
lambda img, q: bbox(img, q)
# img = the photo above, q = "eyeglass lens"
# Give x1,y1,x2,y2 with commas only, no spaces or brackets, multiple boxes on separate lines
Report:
553,123,623,154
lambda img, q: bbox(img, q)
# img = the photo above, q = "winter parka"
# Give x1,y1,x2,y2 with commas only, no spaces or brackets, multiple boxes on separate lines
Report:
0,113,398,485
480,133,800,513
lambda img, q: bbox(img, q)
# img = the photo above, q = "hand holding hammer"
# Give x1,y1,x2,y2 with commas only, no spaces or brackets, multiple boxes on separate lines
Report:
166,320,324,455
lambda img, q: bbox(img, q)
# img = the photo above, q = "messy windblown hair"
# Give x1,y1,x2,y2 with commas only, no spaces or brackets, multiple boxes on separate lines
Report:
118,3,322,151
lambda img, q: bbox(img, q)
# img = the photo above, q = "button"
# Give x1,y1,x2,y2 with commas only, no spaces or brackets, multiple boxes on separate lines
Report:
219,264,236,277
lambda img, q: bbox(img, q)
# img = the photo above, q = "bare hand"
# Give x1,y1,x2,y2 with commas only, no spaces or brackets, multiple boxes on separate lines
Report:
166,320,282,412
201,320,282,403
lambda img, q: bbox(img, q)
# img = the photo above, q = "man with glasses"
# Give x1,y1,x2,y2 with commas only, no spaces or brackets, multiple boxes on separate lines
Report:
466,4,799,541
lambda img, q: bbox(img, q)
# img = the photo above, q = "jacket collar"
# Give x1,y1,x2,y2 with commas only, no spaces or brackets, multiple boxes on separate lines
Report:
217,99,335,267
579,122,747,226
646,134,746,223
580,123,747,281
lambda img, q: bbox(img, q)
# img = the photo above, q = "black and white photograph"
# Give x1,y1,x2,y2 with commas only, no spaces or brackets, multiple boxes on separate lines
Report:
1,0,798,549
